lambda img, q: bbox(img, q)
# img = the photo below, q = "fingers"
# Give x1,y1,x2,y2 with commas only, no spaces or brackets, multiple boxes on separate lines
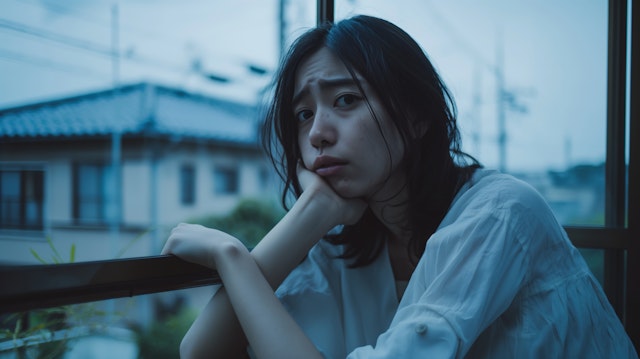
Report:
161,231,175,255
162,223,189,255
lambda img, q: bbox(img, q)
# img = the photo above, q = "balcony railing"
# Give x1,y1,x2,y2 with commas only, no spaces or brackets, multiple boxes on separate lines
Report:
0,226,627,315
0,255,219,314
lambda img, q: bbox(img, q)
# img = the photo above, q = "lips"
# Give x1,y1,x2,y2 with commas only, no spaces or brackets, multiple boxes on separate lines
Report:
312,155,348,176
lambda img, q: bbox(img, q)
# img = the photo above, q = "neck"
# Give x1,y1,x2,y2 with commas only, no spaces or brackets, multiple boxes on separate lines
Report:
367,173,411,242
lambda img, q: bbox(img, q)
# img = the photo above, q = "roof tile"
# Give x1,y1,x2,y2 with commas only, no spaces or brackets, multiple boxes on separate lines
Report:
0,83,259,144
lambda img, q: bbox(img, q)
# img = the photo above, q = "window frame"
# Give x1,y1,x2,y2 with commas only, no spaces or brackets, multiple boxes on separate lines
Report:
319,0,640,345
213,165,240,196
180,164,196,206
0,166,44,230
0,0,636,352
72,162,111,225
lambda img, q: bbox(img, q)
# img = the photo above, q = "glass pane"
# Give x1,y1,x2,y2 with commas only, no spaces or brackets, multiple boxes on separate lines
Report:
78,165,100,198
180,165,196,205
1,1,305,261
0,0,303,354
23,171,44,229
0,171,21,227
76,165,104,223
335,0,608,226
579,248,604,286
214,167,239,195
0,291,199,359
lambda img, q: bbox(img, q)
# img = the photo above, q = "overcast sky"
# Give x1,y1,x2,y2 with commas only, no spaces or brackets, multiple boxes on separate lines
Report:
0,0,609,172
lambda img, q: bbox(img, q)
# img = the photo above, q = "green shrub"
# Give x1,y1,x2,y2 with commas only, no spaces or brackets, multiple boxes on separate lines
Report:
134,307,197,359
194,198,285,248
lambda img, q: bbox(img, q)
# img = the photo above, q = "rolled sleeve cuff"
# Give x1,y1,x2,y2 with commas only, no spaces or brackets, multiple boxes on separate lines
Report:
347,313,460,359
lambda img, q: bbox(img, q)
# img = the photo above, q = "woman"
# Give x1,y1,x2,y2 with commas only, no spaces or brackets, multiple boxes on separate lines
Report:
162,15,637,358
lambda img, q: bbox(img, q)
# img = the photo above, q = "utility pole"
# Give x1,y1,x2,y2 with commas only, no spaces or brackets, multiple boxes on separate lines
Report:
279,0,286,58
471,65,483,157
107,2,123,324
495,33,507,173
494,32,530,173
111,3,119,86
110,3,121,260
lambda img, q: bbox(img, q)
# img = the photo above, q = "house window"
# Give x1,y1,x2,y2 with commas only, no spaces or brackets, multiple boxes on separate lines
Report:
213,166,239,195
73,164,114,224
181,165,196,205
0,169,44,230
259,167,271,191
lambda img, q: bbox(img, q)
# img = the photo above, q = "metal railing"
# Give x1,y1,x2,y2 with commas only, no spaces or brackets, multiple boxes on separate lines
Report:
0,0,636,351
0,226,626,315
0,255,219,314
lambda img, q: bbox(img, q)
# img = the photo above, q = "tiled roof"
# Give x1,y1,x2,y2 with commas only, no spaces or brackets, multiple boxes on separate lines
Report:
0,83,259,144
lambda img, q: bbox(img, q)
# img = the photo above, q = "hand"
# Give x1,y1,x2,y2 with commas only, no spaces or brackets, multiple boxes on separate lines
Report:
161,223,247,269
297,164,367,226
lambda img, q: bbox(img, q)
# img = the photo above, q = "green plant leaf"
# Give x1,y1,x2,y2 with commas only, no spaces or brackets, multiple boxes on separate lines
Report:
30,248,48,264
46,236,63,264
116,228,150,258
69,244,76,263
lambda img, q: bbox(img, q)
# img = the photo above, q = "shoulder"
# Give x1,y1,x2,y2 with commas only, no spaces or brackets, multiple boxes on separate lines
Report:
446,169,555,224
432,169,562,253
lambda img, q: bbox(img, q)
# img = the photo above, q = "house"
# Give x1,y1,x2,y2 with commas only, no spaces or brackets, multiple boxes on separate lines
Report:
0,83,275,265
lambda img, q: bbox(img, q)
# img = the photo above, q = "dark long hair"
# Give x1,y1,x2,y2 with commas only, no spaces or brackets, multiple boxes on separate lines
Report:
261,15,480,267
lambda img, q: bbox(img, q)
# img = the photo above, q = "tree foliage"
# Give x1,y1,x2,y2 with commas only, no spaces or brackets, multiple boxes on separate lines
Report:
194,198,285,248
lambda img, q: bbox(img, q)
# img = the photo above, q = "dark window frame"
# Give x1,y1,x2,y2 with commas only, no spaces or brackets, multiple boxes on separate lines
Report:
180,164,196,205
72,163,109,225
317,0,638,347
213,166,240,195
317,0,640,351
0,0,636,352
0,167,44,230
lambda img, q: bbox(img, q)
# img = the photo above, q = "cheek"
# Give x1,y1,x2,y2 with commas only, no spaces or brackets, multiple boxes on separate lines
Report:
297,135,313,168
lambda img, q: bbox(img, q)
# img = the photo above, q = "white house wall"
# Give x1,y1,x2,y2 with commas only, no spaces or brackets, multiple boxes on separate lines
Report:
122,159,151,226
154,147,263,226
0,141,274,265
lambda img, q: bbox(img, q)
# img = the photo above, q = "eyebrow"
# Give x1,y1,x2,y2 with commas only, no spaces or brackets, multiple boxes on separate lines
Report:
292,77,361,107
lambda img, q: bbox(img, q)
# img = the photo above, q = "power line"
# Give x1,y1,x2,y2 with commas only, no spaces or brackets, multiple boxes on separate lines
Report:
0,48,107,78
13,0,112,28
0,18,113,57
10,0,251,67
7,0,275,79
0,18,192,75
11,0,163,43
423,0,497,74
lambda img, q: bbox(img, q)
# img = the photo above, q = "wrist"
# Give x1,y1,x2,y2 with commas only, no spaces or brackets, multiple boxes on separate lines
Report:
295,189,344,229
211,235,250,269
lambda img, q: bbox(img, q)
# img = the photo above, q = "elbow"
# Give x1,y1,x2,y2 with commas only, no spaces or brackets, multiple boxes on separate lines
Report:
179,333,202,359
179,336,193,359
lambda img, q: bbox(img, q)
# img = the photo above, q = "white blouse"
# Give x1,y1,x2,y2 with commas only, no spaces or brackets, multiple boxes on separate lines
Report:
275,169,638,358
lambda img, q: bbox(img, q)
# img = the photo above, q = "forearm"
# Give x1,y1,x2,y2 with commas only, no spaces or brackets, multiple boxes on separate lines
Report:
251,189,340,286
216,243,323,359
180,286,249,359
180,191,340,357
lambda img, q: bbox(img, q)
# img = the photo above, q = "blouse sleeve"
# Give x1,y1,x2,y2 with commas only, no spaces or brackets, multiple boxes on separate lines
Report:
348,200,534,358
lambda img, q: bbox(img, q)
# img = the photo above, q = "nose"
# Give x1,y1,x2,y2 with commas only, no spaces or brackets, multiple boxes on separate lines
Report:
308,108,337,150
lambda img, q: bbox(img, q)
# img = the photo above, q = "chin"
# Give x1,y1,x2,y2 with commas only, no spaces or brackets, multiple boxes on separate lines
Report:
331,182,366,199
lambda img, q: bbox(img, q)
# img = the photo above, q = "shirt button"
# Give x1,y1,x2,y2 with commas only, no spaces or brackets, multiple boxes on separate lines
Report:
415,323,428,335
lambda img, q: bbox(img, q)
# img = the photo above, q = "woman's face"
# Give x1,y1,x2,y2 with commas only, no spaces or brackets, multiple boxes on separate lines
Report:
294,47,405,200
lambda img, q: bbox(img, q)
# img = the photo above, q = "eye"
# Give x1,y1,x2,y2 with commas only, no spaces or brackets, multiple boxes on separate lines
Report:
295,109,314,122
335,93,360,108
